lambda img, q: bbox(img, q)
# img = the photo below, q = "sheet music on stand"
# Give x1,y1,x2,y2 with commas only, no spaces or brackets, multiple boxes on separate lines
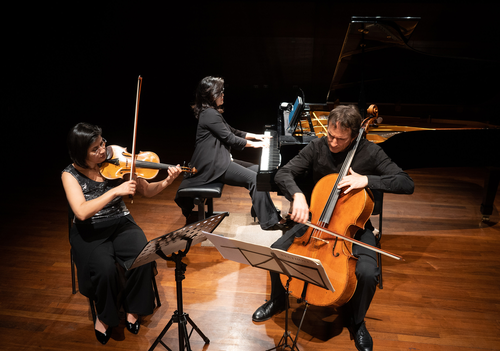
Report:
203,232,334,292
124,213,229,271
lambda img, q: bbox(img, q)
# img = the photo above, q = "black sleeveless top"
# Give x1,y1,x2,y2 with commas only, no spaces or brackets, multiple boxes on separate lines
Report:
63,164,130,224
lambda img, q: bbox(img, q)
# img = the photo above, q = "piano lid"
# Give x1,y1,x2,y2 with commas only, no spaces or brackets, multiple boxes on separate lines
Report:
327,16,420,100
326,16,500,121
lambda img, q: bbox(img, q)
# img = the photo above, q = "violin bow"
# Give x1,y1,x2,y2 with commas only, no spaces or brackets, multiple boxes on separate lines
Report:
129,75,143,203
305,221,404,261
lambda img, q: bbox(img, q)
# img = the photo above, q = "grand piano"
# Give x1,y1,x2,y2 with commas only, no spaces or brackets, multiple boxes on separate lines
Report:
257,16,500,221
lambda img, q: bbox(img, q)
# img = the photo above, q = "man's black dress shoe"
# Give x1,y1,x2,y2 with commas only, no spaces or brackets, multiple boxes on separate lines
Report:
126,319,140,334
348,321,373,351
252,298,286,322
95,328,112,345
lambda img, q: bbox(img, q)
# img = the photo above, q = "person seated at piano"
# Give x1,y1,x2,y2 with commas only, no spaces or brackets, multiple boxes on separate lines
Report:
251,105,414,351
175,76,289,230
62,122,181,345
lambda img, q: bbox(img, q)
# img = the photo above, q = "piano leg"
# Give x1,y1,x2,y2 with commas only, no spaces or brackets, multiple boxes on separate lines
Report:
480,167,500,223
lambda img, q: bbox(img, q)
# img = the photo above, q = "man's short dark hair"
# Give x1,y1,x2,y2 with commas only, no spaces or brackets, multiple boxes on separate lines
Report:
328,105,362,138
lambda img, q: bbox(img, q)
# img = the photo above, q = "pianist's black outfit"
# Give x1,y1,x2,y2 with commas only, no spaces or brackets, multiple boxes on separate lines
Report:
253,136,414,350
175,107,282,230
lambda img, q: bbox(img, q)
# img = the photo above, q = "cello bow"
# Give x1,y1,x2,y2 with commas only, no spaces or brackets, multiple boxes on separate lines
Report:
305,221,404,261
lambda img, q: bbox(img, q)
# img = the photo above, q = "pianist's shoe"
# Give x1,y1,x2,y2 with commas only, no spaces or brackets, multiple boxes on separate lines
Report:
264,218,294,232
251,206,281,222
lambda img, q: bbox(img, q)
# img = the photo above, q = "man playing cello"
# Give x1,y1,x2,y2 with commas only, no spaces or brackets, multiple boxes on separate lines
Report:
251,105,415,351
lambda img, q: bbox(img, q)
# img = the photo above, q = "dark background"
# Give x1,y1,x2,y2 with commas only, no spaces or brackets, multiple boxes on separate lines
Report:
3,2,499,194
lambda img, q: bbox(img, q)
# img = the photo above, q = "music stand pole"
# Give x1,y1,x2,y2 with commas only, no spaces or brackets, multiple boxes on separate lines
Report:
148,238,210,351
266,276,300,351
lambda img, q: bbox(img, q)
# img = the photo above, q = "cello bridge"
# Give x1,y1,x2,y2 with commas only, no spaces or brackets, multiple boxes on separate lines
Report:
312,236,329,244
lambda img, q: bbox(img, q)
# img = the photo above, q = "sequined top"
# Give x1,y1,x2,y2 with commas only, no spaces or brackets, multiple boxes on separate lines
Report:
63,164,130,224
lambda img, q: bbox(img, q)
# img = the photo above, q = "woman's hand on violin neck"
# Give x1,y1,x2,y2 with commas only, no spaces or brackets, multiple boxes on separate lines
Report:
338,168,368,194
164,165,182,187
138,165,182,198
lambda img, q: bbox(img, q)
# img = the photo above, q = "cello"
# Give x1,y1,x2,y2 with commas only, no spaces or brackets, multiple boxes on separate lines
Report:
279,105,398,307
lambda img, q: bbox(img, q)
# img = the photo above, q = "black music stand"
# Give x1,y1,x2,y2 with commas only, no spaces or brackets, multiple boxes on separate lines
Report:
124,213,229,351
203,232,334,351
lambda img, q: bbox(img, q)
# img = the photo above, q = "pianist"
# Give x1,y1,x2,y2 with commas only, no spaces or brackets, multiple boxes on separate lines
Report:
252,105,414,351
175,76,289,230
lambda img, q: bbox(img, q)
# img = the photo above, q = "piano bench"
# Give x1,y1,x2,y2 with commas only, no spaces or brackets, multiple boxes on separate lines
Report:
177,182,225,222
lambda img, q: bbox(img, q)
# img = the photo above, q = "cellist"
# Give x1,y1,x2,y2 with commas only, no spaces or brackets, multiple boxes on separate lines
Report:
251,105,414,351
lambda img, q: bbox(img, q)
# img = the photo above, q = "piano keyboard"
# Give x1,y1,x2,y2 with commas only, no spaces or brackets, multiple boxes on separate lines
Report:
259,130,280,171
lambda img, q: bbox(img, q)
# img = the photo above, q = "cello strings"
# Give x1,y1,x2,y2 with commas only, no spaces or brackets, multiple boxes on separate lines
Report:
319,127,363,221
318,127,365,236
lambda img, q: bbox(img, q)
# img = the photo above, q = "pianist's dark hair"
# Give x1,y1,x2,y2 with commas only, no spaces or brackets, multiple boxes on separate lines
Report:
193,76,225,119
67,122,102,169
328,105,361,138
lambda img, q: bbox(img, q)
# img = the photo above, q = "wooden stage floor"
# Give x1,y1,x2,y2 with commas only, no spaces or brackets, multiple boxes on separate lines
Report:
1,167,499,351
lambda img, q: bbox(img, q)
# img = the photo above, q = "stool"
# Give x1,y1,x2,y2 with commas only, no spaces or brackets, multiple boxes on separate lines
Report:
177,182,225,222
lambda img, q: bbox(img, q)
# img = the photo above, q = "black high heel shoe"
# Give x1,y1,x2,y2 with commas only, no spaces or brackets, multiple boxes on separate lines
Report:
125,319,140,334
95,327,112,345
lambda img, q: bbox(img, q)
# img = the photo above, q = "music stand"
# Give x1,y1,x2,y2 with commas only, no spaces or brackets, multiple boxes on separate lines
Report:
203,232,334,351
124,213,229,351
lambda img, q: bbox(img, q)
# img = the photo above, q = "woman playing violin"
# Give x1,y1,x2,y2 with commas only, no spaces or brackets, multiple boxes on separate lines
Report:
252,105,414,351
61,122,181,344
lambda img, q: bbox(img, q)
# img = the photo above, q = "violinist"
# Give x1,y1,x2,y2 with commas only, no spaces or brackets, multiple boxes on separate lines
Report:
252,105,414,351
175,76,289,230
61,122,181,345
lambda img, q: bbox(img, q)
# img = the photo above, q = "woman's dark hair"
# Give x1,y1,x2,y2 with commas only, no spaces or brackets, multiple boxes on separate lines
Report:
67,122,102,169
328,105,362,138
193,76,225,119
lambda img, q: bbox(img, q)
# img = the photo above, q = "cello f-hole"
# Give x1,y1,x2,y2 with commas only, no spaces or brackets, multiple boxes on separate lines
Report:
303,230,315,246
332,237,340,257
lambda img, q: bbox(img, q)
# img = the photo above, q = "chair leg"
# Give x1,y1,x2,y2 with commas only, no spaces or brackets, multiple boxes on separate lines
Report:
377,251,383,289
194,196,206,221
89,298,97,324
151,262,161,308
206,198,214,217
71,248,77,294
378,212,383,289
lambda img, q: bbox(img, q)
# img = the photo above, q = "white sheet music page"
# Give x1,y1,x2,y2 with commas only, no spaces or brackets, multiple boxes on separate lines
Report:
203,232,334,291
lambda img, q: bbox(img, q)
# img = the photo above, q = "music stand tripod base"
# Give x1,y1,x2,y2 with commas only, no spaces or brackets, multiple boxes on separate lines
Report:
148,239,210,351
265,277,304,351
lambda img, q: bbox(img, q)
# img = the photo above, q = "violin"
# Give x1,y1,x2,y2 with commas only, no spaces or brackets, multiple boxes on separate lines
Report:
100,145,197,180
280,104,401,307
102,75,196,195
